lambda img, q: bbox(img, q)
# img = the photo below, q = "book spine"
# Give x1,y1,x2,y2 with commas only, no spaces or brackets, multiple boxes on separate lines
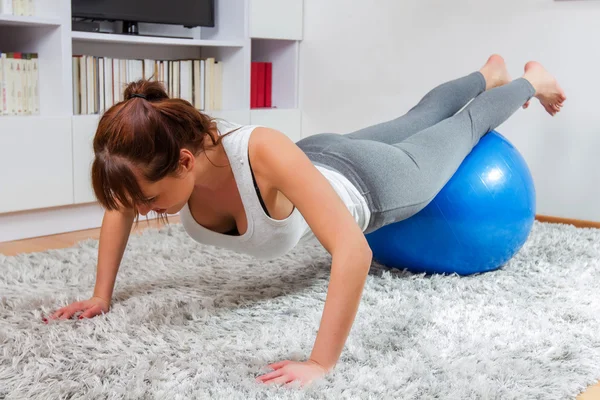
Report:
256,62,265,108
265,62,272,108
14,52,23,115
104,57,113,109
200,60,205,111
32,53,38,115
72,56,80,115
1,0,13,15
0,52,4,115
251,62,258,108
24,52,30,115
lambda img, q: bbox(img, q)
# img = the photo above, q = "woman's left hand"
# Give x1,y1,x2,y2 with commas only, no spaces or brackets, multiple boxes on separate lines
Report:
256,359,329,387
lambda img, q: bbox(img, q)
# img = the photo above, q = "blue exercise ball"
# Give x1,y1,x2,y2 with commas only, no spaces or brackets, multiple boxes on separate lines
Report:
365,131,536,276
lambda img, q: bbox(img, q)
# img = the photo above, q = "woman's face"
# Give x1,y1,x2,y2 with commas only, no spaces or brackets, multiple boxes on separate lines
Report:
134,150,197,216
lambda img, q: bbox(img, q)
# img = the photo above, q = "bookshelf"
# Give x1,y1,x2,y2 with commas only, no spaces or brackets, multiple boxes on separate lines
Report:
0,0,304,242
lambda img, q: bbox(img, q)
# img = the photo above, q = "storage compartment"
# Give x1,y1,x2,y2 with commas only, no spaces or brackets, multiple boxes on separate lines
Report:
0,116,73,213
251,39,298,109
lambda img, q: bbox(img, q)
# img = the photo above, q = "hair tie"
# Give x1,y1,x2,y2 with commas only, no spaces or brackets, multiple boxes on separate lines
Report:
131,93,147,100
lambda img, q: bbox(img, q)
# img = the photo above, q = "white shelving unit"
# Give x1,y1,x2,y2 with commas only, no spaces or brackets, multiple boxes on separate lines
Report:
0,0,304,242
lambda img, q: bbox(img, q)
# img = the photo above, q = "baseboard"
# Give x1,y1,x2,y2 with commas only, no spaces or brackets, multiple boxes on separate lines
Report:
0,203,178,243
0,203,107,242
535,215,600,229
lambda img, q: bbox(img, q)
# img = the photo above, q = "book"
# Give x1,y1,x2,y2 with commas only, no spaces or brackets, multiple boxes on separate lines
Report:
265,62,272,108
69,55,223,115
0,52,5,115
251,62,258,108
31,53,38,114
0,0,13,15
256,62,265,108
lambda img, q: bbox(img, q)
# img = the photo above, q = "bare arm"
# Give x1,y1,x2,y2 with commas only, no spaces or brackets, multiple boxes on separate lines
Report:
93,209,136,305
251,128,373,371
50,208,135,320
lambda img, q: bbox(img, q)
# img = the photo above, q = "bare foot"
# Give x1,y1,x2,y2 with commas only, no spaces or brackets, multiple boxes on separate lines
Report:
522,61,567,116
479,54,511,90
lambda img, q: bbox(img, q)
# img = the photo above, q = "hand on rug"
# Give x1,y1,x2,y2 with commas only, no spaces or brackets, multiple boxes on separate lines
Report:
255,359,329,388
44,296,110,322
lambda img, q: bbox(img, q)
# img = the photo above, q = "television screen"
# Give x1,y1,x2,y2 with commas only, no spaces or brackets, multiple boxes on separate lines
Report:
71,0,215,28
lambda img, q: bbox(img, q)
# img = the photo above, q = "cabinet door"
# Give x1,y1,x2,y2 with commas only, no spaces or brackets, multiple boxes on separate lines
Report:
72,115,100,204
0,117,73,213
249,0,303,40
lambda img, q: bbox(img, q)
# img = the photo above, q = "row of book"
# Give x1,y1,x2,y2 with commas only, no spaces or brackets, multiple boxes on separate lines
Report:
73,56,222,115
0,0,34,16
250,62,273,108
0,52,39,116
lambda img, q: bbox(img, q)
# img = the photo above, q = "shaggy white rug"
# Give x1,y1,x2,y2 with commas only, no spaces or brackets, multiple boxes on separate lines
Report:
2,221,600,399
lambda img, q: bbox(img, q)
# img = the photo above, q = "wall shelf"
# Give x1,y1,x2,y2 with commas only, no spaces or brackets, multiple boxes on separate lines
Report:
0,15,62,27
71,31,246,48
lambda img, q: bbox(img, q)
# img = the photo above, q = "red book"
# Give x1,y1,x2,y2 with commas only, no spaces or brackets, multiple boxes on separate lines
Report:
265,62,272,108
251,62,259,108
256,62,266,108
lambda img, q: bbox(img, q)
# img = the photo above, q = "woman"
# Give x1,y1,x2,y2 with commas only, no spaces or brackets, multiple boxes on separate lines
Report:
49,54,566,387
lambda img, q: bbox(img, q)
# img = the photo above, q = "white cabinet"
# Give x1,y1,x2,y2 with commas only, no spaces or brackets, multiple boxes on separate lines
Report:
250,108,302,142
72,115,100,204
0,0,304,241
249,0,303,40
0,117,72,213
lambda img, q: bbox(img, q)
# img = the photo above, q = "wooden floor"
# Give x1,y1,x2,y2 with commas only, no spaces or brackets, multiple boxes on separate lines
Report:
0,216,598,399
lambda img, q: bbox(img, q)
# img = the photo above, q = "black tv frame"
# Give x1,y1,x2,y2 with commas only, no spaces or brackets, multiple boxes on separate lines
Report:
71,0,215,35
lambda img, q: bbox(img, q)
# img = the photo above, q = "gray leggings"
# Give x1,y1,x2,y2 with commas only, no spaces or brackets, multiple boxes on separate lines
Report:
295,71,536,234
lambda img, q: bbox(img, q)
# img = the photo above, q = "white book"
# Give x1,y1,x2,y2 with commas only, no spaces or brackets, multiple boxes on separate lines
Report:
27,54,33,115
15,0,23,16
213,61,222,111
143,59,154,80
180,60,192,104
1,0,13,15
120,59,126,99
200,60,205,111
99,57,105,113
80,56,87,114
16,54,23,115
205,57,214,111
167,61,171,96
23,53,29,115
135,59,143,82
72,56,80,115
88,56,95,113
6,54,15,115
32,53,38,114
174,61,180,98
0,52,4,115
193,60,200,110
161,61,169,94
104,57,113,109
112,58,119,104
88,55,95,114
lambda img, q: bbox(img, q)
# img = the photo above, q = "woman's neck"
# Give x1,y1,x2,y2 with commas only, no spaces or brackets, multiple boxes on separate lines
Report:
193,143,234,191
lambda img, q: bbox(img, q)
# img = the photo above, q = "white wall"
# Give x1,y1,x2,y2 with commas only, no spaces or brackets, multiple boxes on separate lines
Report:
299,0,600,222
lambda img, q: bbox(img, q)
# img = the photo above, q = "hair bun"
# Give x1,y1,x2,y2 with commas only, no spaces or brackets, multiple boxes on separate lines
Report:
123,79,169,102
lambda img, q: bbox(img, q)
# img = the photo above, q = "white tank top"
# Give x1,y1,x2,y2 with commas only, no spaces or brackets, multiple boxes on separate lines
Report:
180,119,370,259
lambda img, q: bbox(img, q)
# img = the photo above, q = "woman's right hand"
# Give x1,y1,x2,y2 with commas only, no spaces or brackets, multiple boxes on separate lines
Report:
46,296,111,322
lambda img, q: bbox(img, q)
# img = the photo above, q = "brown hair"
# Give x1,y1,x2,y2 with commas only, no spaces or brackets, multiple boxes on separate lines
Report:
91,79,222,219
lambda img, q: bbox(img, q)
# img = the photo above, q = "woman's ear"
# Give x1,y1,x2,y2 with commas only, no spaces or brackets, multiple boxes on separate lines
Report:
179,149,195,173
